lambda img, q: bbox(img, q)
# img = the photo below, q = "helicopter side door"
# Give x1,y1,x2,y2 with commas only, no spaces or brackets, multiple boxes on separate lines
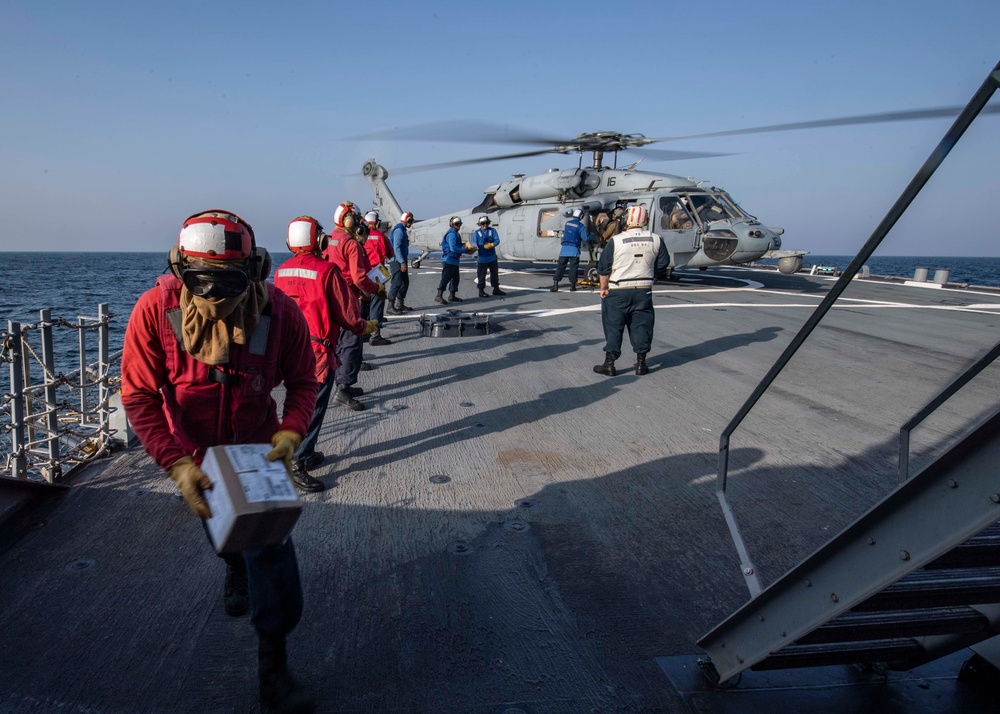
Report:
501,207,528,259
533,205,565,261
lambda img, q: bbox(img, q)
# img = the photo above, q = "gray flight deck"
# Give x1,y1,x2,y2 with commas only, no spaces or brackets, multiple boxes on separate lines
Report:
2,262,1000,713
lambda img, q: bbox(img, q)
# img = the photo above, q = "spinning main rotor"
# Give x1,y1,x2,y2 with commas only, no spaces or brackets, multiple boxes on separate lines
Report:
352,104,999,174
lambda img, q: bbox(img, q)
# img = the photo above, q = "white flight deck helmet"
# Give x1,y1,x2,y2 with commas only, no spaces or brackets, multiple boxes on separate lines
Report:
625,205,649,228
477,215,490,226
571,208,583,219
364,210,380,226
286,216,327,254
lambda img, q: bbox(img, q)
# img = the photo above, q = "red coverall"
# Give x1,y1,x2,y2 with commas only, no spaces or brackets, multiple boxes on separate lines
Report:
121,275,316,469
273,253,367,385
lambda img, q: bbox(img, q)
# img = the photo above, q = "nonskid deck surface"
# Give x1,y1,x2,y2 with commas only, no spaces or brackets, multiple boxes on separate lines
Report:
2,264,1000,713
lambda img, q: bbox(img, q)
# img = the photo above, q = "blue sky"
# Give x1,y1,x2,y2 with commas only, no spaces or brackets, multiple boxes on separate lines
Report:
1,0,997,256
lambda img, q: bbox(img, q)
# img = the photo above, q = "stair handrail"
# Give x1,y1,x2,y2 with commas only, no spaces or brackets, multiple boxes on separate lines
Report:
898,338,1000,483
716,62,1000,598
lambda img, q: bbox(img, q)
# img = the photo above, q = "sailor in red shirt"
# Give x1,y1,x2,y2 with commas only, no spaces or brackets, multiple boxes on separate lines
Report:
322,202,384,411
120,209,317,712
274,216,376,490
363,210,394,346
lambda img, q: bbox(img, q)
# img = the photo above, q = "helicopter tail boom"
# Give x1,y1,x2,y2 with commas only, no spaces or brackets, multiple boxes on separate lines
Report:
362,159,404,225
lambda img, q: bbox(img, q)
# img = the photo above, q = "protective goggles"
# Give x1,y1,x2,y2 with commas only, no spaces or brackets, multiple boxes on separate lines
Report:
181,269,250,299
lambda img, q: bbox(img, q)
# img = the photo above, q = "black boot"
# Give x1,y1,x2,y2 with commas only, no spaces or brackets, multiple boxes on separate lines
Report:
223,562,249,617
399,301,414,312
369,329,391,346
569,283,577,292
593,353,616,377
449,292,463,302
492,287,506,296
434,291,447,304
259,635,315,713
332,386,365,411
635,352,649,376
290,462,324,493
386,299,402,315
478,288,488,297
550,282,558,292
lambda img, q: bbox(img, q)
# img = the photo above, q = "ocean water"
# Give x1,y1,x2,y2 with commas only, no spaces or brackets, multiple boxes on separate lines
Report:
756,254,1000,287
1,251,998,390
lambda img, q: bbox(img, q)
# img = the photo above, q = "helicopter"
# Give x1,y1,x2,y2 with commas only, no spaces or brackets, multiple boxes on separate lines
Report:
358,106,1000,279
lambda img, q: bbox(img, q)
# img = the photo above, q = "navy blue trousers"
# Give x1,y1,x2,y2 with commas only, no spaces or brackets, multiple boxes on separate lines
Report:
334,323,362,387
601,288,654,360
476,260,500,290
220,539,303,638
368,290,385,327
387,262,409,302
294,370,335,464
553,255,580,285
437,263,460,294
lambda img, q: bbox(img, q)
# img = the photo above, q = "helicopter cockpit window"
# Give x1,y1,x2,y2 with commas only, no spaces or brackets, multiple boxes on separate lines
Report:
659,196,693,231
715,192,747,219
688,194,734,225
538,208,560,238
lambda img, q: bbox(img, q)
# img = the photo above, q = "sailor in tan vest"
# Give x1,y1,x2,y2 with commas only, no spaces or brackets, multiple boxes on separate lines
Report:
593,204,671,377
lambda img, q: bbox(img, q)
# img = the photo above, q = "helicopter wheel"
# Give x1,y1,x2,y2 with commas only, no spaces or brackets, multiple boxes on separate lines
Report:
412,259,421,269
586,266,599,284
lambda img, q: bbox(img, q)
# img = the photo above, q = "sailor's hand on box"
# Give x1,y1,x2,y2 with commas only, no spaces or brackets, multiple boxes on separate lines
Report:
168,456,213,519
267,430,302,470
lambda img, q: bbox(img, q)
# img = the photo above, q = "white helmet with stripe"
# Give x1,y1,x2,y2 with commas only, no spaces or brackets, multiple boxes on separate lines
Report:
625,205,648,228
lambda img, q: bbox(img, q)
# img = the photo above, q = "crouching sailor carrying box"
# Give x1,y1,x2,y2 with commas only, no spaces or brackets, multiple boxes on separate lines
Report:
121,209,318,713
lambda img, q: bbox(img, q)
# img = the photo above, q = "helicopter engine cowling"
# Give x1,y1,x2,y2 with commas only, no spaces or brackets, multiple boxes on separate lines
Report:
493,169,597,208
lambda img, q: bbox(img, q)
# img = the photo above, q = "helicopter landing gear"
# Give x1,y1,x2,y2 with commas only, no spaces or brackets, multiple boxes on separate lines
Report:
411,250,431,270
586,265,599,284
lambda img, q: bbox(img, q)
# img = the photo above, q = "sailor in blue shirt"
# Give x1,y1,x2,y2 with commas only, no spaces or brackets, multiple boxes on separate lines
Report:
552,208,591,292
473,215,506,297
435,216,466,304
386,211,414,314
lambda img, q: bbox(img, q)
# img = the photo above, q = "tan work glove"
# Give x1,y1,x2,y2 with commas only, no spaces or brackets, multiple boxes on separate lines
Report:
168,456,213,519
377,284,388,300
484,242,494,249
364,319,378,335
267,430,302,470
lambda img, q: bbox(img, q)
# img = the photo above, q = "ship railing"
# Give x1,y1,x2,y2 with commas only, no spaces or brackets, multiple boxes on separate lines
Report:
898,339,1000,484
1,304,124,485
715,63,1000,598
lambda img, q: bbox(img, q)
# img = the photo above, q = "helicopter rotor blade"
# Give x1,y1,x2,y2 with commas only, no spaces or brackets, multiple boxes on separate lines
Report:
627,147,735,161
350,120,571,146
643,105,1000,143
387,148,570,175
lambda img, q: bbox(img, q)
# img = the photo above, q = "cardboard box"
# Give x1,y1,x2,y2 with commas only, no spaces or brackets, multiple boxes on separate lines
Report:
201,444,302,555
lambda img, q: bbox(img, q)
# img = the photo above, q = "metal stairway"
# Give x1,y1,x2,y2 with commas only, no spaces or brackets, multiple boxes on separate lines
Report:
696,61,1000,686
699,407,1000,683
